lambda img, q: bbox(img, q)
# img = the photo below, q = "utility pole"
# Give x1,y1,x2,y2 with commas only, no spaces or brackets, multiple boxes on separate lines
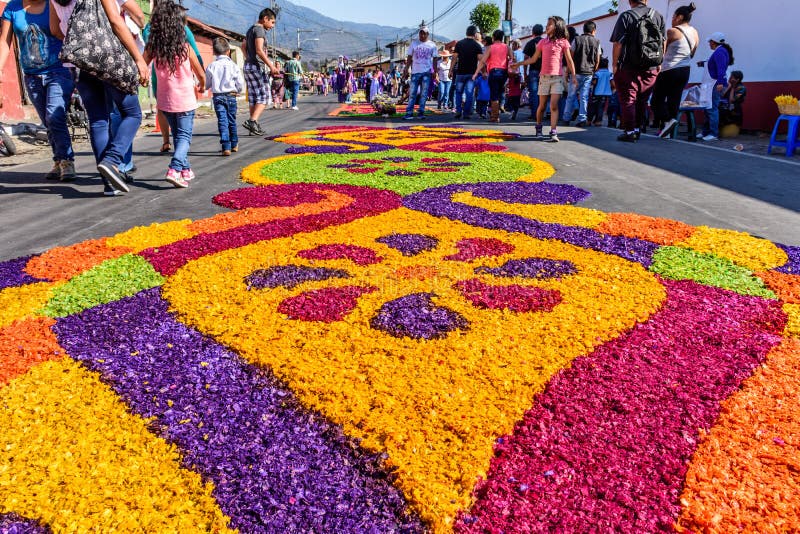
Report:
504,0,513,43
270,0,278,59
296,28,313,51
568,0,572,24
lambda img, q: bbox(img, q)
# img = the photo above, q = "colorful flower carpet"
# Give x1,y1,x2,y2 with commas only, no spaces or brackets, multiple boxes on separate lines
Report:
1,125,799,533
329,103,443,118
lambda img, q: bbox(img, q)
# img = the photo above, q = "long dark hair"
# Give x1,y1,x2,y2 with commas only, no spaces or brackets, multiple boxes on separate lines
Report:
146,0,188,74
719,42,734,66
548,16,568,41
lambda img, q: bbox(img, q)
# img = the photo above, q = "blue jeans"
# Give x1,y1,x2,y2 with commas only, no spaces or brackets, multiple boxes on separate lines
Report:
288,80,301,107
527,70,540,116
405,72,431,116
703,88,721,137
454,74,475,117
572,74,593,123
212,94,238,151
75,72,141,168
24,68,74,162
438,80,452,108
109,105,134,173
562,75,580,121
162,110,195,171
488,69,508,102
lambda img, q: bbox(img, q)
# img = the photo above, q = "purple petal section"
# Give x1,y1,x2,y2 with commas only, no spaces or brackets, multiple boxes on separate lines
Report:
53,289,423,533
458,279,786,532
376,234,439,257
370,293,469,340
0,514,51,534
476,258,577,279
775,243,800,274
404,183,658,266
0,255,48,290
246,265,350,290
285,141,393,154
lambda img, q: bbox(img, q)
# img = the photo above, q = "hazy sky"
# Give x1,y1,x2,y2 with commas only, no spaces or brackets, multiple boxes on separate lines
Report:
290,0,607,40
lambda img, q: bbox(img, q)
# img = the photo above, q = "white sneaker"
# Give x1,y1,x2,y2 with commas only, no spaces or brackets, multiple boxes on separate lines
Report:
291,106,299,110
702,134,718,142
658,118,677,138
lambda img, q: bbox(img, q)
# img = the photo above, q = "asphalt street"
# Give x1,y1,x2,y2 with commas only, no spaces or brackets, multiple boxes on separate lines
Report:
0,94,798,261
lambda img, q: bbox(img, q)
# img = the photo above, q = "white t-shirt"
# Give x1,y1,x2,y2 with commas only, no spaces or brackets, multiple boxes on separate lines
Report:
408,39,438,75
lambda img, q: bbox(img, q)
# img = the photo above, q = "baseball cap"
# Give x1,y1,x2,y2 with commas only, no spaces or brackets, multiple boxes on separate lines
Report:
419,26,430,34
708,31,726,43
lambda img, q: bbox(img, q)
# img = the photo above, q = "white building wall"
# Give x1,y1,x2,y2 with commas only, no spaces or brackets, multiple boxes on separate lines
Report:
588,0,800,83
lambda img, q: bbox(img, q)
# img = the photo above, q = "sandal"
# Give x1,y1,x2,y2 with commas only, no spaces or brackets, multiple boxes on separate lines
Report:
160,142,171,153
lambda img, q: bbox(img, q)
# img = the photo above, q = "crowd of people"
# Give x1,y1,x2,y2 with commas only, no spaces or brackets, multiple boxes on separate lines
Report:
366,0,744,144
0,0,748,196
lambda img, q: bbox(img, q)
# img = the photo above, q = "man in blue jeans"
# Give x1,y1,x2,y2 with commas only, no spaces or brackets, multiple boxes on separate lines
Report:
404,25,438,119
206,38,245,156
564,21,601,126
284,50,304,110
451,25,483,119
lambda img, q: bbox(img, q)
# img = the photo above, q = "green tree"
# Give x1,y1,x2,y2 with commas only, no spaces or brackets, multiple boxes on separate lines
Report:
609,0,619,14
469,2,501,36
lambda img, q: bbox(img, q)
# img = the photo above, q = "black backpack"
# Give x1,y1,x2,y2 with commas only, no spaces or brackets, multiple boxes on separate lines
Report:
625,8,664,69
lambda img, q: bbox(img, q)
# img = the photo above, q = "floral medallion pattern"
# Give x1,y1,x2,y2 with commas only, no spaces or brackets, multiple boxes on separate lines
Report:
0,125,798,533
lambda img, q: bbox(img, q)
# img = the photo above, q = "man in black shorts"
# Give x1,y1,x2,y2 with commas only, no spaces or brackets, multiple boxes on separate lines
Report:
450,25,483,119
241,8,278,135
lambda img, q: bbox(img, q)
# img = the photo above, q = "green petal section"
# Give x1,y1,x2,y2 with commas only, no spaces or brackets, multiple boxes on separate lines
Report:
650,246,776,299
40,254,165,317
254,149,541,195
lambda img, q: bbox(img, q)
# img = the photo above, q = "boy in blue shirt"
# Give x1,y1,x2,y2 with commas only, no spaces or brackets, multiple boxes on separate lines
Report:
475,73,490,119
588,57,614,126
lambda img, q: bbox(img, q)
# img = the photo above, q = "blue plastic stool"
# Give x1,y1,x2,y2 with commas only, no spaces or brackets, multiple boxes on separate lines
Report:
673,107,699,142
768,114,800,157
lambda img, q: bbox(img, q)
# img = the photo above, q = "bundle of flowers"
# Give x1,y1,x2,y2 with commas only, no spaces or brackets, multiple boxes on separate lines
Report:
0,126,798,533
371,94,397,116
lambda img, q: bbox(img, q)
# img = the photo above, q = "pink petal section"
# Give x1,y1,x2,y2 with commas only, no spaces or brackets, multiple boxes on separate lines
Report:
297,244,383,266
278,286,377,322
445,238,515,262
457,279,786,533
454,279,562,313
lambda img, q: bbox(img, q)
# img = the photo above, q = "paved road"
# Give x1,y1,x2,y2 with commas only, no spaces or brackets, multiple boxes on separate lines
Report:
1,94,798,261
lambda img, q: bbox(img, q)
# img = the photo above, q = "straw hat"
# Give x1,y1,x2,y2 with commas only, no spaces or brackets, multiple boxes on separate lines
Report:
439,49,452,57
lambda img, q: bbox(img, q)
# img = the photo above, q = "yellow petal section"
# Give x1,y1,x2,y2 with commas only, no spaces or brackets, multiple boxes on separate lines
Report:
451,191,608,228
677,226,788,271
784,304,800,338
105,220,195,251
163,207,665,530
0,359,234,533
0,283,60,328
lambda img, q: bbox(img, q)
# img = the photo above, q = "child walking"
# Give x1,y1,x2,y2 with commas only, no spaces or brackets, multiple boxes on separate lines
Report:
511,16,576,142
475,72,490,119
144,0,205,188
588,57,614,126
205,37,244,156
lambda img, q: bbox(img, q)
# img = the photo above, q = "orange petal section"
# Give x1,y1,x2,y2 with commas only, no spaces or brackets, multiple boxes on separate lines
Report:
24,238,132,282
0,317,64,387
676,338,800,533
758,270,800,304
597,213,696,246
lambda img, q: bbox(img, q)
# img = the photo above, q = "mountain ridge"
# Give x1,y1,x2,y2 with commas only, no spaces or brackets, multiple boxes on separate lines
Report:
185,0,452,63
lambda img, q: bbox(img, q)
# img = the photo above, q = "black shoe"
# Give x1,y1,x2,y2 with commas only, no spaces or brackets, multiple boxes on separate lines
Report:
617,132,637,143
634,131,641,140
454,113,462,119
97,162,131,193
122,171,134,184
574,120,587,127
559,120,571,126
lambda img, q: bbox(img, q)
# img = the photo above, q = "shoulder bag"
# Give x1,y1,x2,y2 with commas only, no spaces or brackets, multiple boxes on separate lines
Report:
60,0,140,94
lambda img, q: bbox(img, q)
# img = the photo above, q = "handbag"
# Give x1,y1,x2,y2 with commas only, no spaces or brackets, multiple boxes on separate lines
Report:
60,0,140,95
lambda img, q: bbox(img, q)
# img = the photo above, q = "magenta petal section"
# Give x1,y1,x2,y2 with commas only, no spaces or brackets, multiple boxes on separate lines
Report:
457,279,786,533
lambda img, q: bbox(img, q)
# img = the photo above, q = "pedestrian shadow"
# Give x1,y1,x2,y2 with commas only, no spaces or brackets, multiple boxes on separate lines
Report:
504,128,800,215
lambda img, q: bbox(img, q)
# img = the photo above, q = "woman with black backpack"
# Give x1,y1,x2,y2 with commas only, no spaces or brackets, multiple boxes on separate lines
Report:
652,3,698,138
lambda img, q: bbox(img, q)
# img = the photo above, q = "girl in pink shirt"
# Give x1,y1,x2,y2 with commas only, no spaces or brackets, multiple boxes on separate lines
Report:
143,0,205,188
512,16,576,141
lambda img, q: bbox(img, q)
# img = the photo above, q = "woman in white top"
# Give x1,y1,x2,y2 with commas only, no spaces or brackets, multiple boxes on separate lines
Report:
436,50,452,110
651,2,699,137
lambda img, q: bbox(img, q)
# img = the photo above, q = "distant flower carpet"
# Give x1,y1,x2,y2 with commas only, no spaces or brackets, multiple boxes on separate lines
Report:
1,125,799,533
